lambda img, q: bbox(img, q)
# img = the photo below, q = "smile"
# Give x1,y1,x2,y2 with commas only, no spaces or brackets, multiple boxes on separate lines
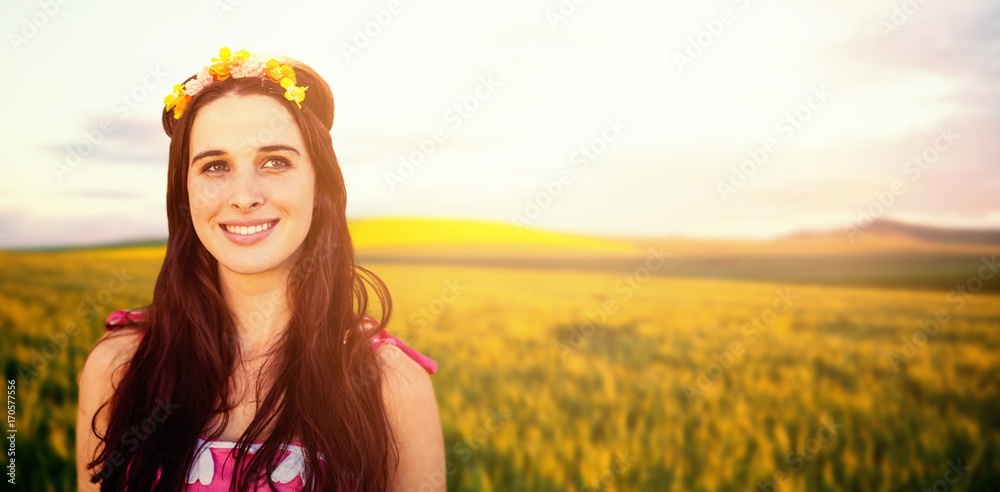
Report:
219,219,279,245
221,220,278,235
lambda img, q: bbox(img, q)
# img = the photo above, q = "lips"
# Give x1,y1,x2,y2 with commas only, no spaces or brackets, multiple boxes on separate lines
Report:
218,219,279,245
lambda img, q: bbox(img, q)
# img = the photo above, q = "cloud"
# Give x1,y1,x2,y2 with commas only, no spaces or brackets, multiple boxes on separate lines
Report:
40,118,166,167
2,0,997,246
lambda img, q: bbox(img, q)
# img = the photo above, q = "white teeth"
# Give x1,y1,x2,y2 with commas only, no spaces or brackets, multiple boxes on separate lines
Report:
224,221,274,235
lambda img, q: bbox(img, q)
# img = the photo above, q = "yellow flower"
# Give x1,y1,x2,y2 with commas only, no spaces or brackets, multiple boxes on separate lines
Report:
208,46,233,80
212,47,232,64
165,47,310,119
280,78,308,109
172,95,190,119
232,49,250,62
163,84,190,119
163,84,184,108
264,59,296,84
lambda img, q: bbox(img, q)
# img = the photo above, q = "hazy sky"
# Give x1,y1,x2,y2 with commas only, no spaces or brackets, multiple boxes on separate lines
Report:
1,0,997,247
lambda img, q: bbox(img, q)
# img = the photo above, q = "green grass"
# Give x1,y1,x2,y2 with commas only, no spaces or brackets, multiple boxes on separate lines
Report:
1,248,998,491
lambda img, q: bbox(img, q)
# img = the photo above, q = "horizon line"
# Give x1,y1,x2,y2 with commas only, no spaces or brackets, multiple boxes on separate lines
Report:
1,216,997,252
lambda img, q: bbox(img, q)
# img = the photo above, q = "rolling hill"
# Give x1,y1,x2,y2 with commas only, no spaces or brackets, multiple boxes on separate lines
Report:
348,217,1000,292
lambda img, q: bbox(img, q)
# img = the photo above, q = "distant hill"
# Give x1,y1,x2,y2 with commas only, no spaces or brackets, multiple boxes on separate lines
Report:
349,217,1000,293
627,219,1000,257
835,219,1000,247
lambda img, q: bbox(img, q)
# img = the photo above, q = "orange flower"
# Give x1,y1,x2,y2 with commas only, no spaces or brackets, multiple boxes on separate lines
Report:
264,59,295,84
208,62,230,81
165,47,309,118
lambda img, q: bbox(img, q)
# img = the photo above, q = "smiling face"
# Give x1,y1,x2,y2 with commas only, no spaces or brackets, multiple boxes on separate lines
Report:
187,94,316,277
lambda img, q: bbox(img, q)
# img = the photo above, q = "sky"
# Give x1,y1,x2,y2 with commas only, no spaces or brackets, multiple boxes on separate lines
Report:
0,0,997,247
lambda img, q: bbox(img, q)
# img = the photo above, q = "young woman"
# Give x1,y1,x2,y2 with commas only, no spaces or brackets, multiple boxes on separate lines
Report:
76,48,445,491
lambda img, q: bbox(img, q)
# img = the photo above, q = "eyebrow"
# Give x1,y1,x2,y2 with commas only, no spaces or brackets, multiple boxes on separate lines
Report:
190,145,301,166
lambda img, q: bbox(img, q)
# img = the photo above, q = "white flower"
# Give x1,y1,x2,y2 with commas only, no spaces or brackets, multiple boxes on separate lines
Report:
183,69,214,97
230,56,266,79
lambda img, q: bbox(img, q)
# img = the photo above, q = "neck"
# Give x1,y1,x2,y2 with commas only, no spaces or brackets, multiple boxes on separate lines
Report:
218,265,294,357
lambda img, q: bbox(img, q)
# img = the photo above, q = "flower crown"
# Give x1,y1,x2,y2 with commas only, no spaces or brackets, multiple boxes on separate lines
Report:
163,47,308,120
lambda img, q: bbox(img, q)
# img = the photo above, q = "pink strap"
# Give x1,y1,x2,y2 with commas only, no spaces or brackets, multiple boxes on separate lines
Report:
105,309,438,375
370,330,438,374
105,308,147,327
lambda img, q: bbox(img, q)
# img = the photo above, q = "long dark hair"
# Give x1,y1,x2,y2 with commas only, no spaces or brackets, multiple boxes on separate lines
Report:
86,57,397,491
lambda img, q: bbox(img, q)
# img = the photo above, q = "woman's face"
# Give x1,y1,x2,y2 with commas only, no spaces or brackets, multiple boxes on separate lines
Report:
187,94,316,277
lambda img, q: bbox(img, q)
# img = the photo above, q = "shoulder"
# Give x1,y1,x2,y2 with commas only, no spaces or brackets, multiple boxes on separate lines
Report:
88,327,143,368
87,308,147,374
376,343,435,402
369,319,437,431
79,327,143,391
375,343,445,488
78,312,146,404
76,315,145,490
358,314,437,403
93,309,147,367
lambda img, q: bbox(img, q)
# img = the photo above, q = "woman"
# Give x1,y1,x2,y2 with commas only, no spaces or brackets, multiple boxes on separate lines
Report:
75,48,445,491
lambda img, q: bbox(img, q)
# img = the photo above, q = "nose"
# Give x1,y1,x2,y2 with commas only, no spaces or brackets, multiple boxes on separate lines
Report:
227,166,264,211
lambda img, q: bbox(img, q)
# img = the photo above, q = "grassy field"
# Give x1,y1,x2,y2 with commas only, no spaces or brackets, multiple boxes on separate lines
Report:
1,247,998,490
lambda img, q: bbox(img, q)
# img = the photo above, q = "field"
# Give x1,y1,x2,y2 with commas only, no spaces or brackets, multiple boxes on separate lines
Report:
1,246,998,490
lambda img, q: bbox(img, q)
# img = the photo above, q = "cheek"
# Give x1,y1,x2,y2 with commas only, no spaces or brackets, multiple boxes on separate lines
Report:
188,178,222,210
295,171,318,215
186,181,218,227
291,192,316,222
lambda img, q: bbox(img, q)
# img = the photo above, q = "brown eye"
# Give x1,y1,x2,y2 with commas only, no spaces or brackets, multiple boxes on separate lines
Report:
262,157,291,169
202,162,228,174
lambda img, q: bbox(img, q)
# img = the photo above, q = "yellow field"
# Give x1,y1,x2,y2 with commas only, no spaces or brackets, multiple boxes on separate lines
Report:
348,217,629,247
0,248,998,490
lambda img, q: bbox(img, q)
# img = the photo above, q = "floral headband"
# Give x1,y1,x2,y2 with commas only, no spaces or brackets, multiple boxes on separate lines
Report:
163,47,308,120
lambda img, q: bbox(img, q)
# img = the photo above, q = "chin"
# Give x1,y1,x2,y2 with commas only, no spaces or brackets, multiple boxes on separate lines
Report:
220,262,276,276
197,229,308,277
217,255,287,276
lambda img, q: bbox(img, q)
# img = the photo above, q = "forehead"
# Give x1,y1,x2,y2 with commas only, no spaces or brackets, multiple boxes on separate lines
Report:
189,94,303,156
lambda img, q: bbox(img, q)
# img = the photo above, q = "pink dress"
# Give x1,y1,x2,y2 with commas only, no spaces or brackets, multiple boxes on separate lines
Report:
104,309,438,491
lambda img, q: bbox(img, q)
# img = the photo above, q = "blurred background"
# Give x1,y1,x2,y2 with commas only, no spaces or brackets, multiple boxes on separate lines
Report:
1,0,998,490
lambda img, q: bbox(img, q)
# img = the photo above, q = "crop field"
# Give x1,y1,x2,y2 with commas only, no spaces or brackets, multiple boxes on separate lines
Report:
1,247,998,490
